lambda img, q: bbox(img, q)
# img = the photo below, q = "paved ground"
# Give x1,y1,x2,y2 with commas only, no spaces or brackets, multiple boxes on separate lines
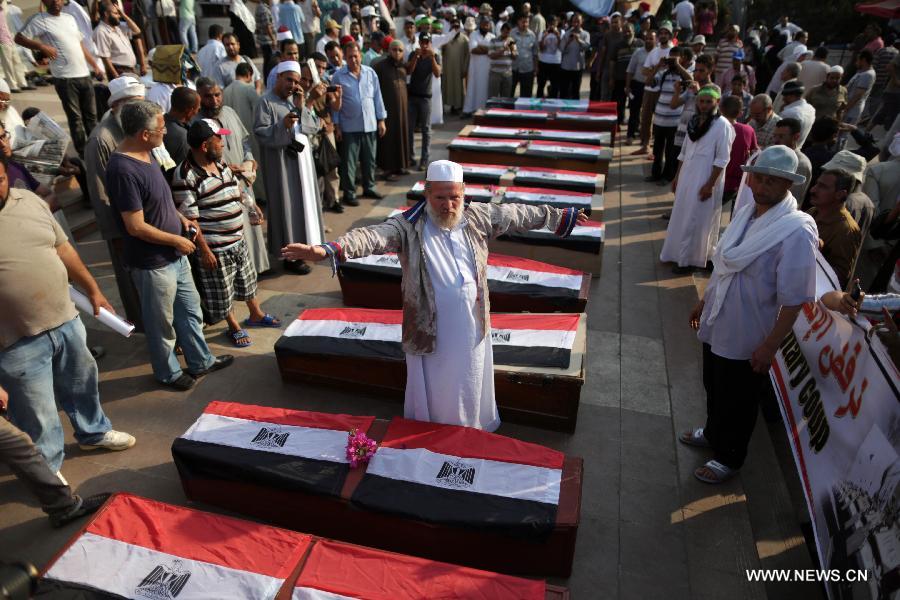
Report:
0,60,826,597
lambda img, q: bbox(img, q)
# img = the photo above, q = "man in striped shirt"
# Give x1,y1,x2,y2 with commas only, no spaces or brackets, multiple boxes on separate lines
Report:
648,46,691,183
172,119,278,348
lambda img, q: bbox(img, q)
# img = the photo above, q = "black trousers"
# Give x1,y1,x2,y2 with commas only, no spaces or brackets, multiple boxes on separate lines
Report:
261,43,275,82
512,70,534,97
559,68,582,99
611,79,627,125
537,61,560,98
651,124,679,180
53,76,97,156
702,344,770,470
627,80,644,138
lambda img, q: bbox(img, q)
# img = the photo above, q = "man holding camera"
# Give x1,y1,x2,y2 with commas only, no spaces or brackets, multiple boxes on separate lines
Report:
488,22,517,98
255,60,329,274
407,32,441,171
107,100,233,390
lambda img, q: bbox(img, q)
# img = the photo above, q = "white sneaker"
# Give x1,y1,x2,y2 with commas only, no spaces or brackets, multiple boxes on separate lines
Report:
55,471,69,486
79,430,136,452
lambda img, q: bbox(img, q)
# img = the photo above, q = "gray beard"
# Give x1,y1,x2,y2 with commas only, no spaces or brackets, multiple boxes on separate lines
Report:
425,202,462,229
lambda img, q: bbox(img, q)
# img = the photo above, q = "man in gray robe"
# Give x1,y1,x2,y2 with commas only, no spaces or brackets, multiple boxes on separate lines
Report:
196,77,271,275
223,62,265,202
254,60,323,275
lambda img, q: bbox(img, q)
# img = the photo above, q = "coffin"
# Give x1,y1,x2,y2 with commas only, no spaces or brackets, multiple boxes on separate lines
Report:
474,108,618,133
275,309,587,432
458,163,606,194
171,404,583,578
448,137,613,175
486,97,617,113
459,123,612,146
405,180,604,219
36,492,569,598
338,252,590,313
383,205,605,275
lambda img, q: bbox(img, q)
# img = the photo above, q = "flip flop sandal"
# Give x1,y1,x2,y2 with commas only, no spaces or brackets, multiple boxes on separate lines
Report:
228,329,253,348
244,313,282,328
679,427,711,448
694,460,737,484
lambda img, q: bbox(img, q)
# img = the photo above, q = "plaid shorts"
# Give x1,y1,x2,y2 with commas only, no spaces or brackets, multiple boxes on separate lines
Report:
196,240,258,324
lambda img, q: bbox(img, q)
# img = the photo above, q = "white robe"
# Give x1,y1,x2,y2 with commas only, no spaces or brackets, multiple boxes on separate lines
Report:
462,30,494,114
660,116,735,268
404,216,500,432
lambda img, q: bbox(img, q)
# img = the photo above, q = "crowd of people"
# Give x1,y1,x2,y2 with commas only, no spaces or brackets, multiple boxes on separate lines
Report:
0,0,897,525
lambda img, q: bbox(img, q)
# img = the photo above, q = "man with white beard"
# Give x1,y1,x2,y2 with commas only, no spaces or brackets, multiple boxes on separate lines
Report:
280,160,587,431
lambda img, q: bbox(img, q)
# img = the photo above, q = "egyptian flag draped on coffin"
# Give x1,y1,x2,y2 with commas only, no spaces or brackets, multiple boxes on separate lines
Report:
405,182,597,216
350,418,564,538
340,253,584,300
293,539,547,600
172,401,374,497
276,308,578,368
36,494,310,599
487,97,617,113
458,163,603,194
525,140,612,161
469,125,611,146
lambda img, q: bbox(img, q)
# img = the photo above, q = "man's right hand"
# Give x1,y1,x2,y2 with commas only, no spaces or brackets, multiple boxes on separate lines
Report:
334,125,342,142
174,236,196,255
200,249,218,269
43,44,59,60
281,243,328,262
689,301,705,330
284,112,299,129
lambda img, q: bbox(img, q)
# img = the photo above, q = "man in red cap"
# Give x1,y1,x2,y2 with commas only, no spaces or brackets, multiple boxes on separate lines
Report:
171,119,276,348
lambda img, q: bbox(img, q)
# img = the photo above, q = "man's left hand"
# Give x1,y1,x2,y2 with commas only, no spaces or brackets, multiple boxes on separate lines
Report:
750,341,777,373
575,209,588,224
377,120,386,137
93,64,105,80
89,291,115,317
699,182,714,201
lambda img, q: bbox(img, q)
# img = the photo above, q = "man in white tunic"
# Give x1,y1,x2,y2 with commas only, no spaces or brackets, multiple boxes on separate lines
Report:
280,160,586,430
681,145,817,483
462,17,494,117
661,85,735,274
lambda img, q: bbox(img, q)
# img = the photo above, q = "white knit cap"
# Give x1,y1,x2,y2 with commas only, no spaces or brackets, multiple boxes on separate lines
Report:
426,160,464,183
278,60,302,74
277,30,294,41
829,64,844,75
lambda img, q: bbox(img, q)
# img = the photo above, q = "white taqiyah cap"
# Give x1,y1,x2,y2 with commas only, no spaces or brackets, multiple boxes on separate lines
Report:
426,160,464,183
277,30,294,40
278,60,302,74
829,64,844,75
0,79,9,94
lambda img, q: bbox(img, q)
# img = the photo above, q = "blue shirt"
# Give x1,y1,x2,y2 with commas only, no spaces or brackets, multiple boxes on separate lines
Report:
330,65,387,133
278,2,305,44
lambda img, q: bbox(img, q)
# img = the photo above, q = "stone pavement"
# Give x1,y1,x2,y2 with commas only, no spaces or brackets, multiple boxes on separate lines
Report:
0,84,825,599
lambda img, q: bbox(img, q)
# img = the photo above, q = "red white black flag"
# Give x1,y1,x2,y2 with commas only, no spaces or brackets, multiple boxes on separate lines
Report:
277,309,579,368
172,401,375,498
350,418,564,538
37,494,311,599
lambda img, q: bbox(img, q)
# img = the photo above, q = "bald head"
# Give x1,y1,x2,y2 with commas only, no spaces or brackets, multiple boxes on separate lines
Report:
749,93,773,124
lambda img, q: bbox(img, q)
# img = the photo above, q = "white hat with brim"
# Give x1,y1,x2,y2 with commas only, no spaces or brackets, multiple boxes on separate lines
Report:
821,150,867,184
740,145,807,184
690,35,706,45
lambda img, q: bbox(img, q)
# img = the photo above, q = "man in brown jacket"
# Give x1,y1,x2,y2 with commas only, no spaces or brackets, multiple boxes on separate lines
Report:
281,159,586,431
